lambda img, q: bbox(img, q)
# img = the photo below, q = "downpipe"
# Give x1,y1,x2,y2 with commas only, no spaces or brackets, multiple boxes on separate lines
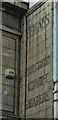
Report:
24,15,27,118
53,1,58,119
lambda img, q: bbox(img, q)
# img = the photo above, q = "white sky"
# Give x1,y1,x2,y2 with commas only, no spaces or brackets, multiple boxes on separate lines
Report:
2,0,58,3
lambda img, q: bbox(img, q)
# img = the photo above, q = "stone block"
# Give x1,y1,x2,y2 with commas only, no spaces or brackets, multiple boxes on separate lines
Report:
0,47,2,56
46,107,53,117
0,104,2,110
2,56,9,67
0,84,2,94
2,104,13,112
9,58,14,68
2,36,8,48
7,86,14,96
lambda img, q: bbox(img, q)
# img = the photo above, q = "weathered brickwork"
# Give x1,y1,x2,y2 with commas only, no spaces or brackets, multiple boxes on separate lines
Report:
19,1,54,118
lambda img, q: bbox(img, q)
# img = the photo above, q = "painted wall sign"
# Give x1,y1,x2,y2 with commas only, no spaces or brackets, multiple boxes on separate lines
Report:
26,92,48,109
27,56,50,75
28,74,47,91
28,14,49,38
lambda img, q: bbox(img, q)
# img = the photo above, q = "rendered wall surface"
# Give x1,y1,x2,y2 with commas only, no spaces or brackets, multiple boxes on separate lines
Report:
20,1,54,118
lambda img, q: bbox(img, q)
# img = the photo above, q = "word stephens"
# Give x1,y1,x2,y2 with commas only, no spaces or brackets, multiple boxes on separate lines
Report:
29,14,49,37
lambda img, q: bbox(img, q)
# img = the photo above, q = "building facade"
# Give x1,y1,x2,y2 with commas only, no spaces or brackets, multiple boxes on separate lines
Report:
0,0,58,119
21,1,53,118
0,1,28,119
